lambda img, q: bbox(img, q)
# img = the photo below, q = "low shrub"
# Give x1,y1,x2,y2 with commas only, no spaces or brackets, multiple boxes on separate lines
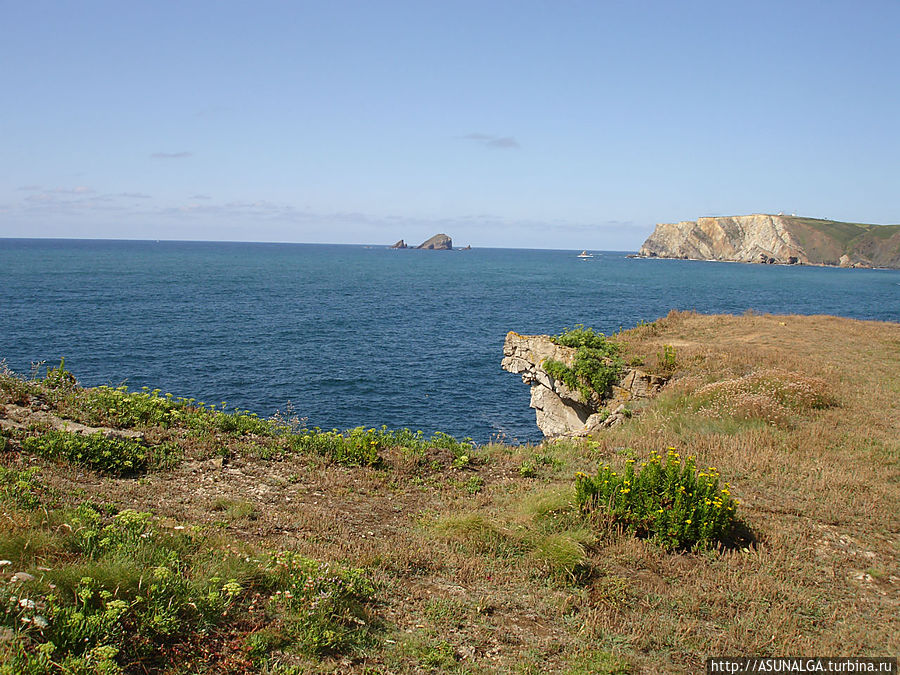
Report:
78,386,191,429
285,426,475,467
0,466,50,510
208,408,275,436
265,551,376,655
575,448,739,551
43,358,77,390
20,430,168,476
544,325,624,402
286,427,384,466
693,369,836,426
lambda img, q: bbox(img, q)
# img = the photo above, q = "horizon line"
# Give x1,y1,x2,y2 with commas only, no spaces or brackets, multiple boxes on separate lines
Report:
0,235,639,254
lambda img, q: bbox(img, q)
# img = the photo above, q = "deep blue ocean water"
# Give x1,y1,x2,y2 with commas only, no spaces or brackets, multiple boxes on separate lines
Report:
2,239,898,443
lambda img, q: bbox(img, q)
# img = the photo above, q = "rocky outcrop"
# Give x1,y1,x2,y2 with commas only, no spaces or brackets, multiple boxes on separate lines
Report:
638,214,900,268
389,240,408,249
417,233,452,250
639,215,807,264
0,403,144,441
501,332,667,437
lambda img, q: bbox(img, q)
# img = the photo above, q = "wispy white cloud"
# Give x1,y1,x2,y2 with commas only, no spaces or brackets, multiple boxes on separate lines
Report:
151,151,192,159
461,133,520,149
51,186,94,194
116,192,153,199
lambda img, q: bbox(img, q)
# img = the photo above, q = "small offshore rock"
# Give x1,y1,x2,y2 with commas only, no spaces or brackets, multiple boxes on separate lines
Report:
416,233,453,250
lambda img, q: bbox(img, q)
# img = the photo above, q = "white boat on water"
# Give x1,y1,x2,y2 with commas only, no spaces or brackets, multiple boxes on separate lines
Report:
577,250,594,258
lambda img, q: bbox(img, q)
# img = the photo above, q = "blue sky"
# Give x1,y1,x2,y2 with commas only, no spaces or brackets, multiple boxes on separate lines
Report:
1,1,898,250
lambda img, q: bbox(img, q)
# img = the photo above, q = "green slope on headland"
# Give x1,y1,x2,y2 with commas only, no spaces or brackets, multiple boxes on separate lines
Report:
784,216,900,267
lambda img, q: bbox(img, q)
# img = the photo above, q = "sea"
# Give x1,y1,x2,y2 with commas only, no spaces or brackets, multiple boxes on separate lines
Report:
2,239,898,444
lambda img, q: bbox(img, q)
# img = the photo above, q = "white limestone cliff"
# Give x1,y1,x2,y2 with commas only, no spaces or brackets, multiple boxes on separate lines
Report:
639,214,807,264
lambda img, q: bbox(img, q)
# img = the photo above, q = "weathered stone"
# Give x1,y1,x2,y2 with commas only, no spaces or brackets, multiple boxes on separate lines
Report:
0,403,144,441
501,332,668,437
530,384,591,438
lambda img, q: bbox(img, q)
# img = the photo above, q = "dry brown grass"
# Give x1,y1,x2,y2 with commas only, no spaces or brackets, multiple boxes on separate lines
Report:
2,311,898,673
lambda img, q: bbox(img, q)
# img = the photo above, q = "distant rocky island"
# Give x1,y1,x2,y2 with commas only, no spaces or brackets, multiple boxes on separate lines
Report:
389,233,454,250
637,214,900,269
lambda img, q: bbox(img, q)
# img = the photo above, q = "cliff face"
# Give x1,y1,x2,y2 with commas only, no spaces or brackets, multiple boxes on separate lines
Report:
639,215,807,264
638,214,900,268
501,332,667,437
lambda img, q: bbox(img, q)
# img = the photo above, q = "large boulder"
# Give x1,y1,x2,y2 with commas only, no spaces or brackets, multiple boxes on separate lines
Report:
501,332,667,437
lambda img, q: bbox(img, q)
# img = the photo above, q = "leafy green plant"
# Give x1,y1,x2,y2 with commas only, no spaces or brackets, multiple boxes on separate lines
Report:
284,426,475,467
207,407,275,436
265,551,376,655
463,476,484,495
544,325,624,403
657,344,677,371
0,466,50,510
519,460,537,478
574,448,740,550
78,385,191,429
286,427,384,465
43,358,77,390
20,430,172,476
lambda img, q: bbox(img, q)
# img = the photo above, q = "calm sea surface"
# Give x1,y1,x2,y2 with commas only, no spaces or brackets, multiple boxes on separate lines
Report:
2,239,898,443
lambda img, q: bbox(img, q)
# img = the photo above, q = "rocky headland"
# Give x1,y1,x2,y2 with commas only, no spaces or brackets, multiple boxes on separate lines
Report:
638,214,900,268
501,332,667,437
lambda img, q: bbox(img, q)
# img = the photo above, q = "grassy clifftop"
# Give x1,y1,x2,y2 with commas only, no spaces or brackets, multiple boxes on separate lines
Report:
2,311,899,673
784,216,900,267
